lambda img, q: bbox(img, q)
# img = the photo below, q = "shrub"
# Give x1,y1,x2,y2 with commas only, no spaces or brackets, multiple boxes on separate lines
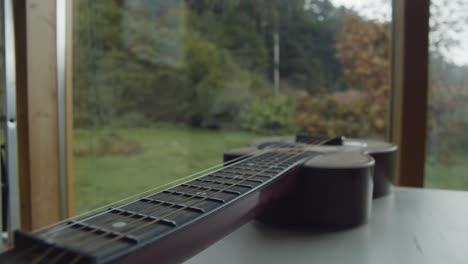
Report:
74,132,143,157
294,94,385,138
240,95,296,134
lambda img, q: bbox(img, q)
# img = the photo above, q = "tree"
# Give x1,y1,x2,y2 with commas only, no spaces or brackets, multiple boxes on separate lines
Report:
334,15,391,134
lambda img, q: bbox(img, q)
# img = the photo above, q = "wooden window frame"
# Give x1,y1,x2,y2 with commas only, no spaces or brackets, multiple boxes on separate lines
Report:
390,0,430,187
14,0,74,230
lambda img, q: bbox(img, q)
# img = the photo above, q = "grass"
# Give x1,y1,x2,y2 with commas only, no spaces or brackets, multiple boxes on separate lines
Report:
73,127,257,214
73,126,468,214
425,158,468,191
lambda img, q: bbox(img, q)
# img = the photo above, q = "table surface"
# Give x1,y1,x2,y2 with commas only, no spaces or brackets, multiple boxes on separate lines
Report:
185,187,468,264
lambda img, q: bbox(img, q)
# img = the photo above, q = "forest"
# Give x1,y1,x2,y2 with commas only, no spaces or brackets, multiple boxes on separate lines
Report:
74,0,348,131
73,0,467,154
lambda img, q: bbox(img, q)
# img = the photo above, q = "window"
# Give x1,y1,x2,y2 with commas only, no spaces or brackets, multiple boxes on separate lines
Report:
425,0,468,190
72,0,393,214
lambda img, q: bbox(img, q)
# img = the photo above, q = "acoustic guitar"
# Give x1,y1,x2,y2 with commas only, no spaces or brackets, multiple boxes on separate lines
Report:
0,134,397,264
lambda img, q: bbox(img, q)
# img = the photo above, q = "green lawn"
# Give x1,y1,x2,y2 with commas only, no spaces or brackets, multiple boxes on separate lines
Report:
73,126,468,215
425,158,468,191
73,127,257,214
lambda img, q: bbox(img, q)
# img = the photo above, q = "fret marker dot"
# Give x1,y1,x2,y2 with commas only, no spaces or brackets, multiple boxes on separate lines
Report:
112,222,127,228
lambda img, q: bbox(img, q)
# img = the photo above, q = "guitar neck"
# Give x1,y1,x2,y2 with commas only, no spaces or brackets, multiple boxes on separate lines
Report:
3,150,312,264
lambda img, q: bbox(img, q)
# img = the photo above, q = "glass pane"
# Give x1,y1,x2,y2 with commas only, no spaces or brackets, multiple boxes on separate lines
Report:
0,0,5,250
73,0,393,214
0,1,4,142
425,0,468,190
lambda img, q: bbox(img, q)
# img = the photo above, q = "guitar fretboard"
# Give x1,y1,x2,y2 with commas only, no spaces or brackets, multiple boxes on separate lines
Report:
9,150,313,264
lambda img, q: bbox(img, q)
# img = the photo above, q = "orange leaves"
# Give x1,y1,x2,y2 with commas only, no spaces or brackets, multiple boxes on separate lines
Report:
335,15,391,98
294,93,384,138
293,15,392,138
322,14,392,136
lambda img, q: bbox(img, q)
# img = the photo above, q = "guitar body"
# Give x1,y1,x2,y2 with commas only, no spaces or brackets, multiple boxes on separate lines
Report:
0,135,397,264
224,136,397,228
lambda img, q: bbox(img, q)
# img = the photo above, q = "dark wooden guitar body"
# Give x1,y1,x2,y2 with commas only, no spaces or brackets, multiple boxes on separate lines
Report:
228,136,397,227
0,136,397,264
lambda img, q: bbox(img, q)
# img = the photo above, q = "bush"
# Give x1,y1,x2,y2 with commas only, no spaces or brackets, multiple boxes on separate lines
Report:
74,132,143,157
240,95,296,134
294,94,385,138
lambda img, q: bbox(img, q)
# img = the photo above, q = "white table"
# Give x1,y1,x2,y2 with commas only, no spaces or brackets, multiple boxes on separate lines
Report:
186,187,468,264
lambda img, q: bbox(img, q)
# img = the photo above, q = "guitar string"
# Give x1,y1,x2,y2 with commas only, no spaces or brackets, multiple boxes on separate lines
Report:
35,148,258,234
8,153,257,263
80,150,311,257
25,137,325,263
45,140,296,241
12,145,282,263
41,146,273,241
66,149,314,264
39,138,327,263
59,151,291,263
19,138,325,263
29,143,295,263
43,150,286,251
37,150,292,264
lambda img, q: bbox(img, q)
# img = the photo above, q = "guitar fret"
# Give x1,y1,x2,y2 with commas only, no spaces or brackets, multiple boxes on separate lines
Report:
144,190,228,223
195,178,255,189
61,198,211,249
203,175,263,188
210,173,264,184
194,179,255,193
188,181,251,195
140,197,208,213
59,204,184,246
224,170,277,178
63,199,205,244
67,220,140,244
162,188,230,202
174,185,239,203
110,208,179,226
256,172,276,177
214,170,263,177
178,183,241,196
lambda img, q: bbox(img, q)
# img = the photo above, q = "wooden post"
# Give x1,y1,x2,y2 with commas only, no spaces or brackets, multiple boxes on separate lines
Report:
390,0,430,187
14,0,74,230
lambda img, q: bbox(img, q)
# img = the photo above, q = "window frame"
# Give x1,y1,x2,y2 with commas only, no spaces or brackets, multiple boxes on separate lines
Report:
13,0,74,230
390,0,429,187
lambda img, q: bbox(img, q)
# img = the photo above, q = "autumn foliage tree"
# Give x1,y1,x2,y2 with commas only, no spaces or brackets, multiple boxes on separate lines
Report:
334,15,390,134
335,15,390,100
295,14,391,137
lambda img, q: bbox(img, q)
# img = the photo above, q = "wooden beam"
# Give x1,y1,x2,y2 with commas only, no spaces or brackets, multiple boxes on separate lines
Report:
14,0,32,231
14,0,75,230
391,0,430,187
